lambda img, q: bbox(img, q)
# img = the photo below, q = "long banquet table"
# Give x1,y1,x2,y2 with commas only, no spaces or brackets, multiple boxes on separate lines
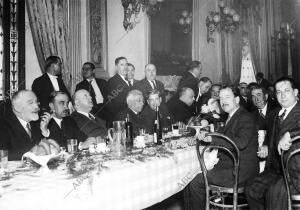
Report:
0,143,215,210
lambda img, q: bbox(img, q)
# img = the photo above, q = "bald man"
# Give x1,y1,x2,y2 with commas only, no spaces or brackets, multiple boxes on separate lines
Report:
0,90,43,160
134,63,166,103
71,89,107,138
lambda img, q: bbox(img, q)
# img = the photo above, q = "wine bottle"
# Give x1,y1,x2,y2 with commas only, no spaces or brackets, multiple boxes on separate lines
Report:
125,114,133,148
153,106,162,145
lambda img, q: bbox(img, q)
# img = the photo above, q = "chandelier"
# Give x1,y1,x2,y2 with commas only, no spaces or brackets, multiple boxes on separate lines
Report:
122,0,165,31
178,10,192,34
206,0,240,43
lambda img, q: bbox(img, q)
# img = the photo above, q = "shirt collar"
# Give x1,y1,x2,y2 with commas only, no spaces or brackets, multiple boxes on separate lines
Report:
260,103,268,116
129,108,138,115
119,74,128,83
279,101,297,117
189,71,197,78
17,117,29,129
53,116,63,128
77,110,90,118
229,106,239,118
47,72,58,79
87,78,95,83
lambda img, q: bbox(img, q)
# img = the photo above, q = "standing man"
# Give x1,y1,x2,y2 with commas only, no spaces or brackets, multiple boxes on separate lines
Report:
75,62,108,120
245,77,300,210
106,57,130,121
32,56,71,112
184,86,259,210
238,82,253,112
256,72,270,90
178,61,202,96
127,63,138,87
134,63,166,103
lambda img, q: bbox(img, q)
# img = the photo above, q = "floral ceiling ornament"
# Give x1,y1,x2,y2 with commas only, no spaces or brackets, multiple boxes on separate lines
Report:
122,0,164,31
206,0,240,43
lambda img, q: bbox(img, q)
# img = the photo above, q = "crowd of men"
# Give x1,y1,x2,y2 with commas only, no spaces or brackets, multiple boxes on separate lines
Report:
0,55,299,210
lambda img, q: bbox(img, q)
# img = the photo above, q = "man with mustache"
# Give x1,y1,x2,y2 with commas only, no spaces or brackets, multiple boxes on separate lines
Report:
0,90,43,160
40,91,96,149
184,86,259,210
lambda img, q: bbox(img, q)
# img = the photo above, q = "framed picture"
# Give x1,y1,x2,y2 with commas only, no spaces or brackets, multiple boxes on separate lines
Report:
88,0,107,77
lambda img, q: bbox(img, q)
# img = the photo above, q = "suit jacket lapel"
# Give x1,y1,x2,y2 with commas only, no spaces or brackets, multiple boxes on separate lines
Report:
279,103,300,136
222,107,242,133
44,73,55,92
10,113,32,142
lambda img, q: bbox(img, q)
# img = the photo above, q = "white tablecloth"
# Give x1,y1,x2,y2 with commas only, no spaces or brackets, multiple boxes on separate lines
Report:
0,146,215,210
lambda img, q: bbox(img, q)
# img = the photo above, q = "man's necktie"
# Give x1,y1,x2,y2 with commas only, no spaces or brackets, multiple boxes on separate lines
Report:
225,116,231,125
89,113,96,120
151,81,157,89
278,109,287,123
259,109,265,119
26,123,32,138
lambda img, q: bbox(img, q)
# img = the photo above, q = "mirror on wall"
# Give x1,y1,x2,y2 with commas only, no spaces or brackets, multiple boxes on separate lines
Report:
150,0,192,75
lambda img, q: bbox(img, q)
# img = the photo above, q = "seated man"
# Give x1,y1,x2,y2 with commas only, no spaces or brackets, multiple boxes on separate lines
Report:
167,87,195,124
75,62,108,120
114,89,145,135
71,89,107,138
184,86,259,210
0,90,42,160
245,77,300,210
140,90,174,133
40,91,96,149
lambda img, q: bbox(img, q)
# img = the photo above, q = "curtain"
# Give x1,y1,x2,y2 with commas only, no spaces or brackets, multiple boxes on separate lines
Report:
26,0,70,90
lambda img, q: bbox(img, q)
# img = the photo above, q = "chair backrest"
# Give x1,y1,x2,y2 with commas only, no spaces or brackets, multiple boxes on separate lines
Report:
196,132,240,210
281,135,300,210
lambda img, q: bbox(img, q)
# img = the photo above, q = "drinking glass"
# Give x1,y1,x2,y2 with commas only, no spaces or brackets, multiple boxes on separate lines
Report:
172,124,179,135
0,150,8,172
67,139,78,153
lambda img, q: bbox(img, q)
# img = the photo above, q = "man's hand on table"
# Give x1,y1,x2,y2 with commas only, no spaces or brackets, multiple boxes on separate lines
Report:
79,137,97,150
197,131,212,143
257,145,268,158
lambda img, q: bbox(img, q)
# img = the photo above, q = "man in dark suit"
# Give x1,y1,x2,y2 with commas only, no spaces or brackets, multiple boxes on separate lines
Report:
32,56,71,112
140,89,174,133
184,86,259,210
115,90,145,135
75,62,108,120
238,82,253,112
134,63,166,103
256,72,271,90
167,87,195,124
40,91,96,149
245,77,300,210
106,57,131,121
71,89,106,138
178,60,202,95
193,77,212,115
0,90,42,160
127,63,139,87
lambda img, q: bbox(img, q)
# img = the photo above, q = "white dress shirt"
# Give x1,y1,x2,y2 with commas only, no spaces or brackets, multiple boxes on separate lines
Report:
88,78,104,104
260,103,268,117
47,73,60,91
17,117,31,136
119,74,130,86
53,117,63,128
147,80,156,89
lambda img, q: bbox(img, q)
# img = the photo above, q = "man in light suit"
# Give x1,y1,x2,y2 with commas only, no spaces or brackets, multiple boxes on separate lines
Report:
71,89,106,138
134,63,166,103
75,62,108,120
245,77,300,210
32,56,71,112
184,86,259,210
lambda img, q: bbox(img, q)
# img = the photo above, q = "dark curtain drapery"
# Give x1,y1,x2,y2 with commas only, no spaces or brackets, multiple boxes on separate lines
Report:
26,0,70,89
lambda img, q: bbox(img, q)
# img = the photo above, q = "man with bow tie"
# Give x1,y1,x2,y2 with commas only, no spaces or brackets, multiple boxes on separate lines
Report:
71,89,106,138
75,62,108,120
32,56,71,112
245,77,300,210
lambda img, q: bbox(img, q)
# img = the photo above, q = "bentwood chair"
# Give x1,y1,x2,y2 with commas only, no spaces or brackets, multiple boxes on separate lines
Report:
281,136,300,210
196,132,248,210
